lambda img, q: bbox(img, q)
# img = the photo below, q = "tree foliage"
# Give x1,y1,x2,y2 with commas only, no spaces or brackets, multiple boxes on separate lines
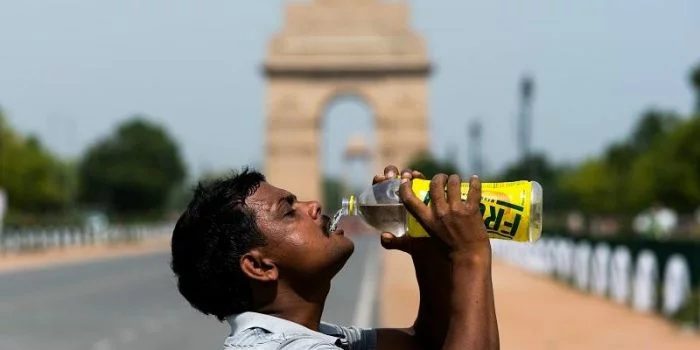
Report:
557,108,700,215
558,158,622,214
628,109,681,153
499,153,576,212
633,117,700,210
78,116,186,216
0,109,70,212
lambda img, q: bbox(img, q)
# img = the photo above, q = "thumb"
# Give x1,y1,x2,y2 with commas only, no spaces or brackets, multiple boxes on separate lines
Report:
380,232,411,252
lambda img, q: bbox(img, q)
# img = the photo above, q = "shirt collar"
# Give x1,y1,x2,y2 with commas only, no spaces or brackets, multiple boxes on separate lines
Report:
227,311,344,345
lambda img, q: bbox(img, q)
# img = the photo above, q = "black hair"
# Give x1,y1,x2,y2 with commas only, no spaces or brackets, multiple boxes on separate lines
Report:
170,167,267,321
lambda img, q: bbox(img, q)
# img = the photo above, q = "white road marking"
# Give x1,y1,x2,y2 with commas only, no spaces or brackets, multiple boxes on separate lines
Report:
352,243,380,328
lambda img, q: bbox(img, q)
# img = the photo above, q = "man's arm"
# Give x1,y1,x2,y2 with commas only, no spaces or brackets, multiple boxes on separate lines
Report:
370,168,498,349
383,174,498,350
374,246,498,350
375,328,422,350
407,240,452,348
372,246,449,350
443,250,498,350
411,242,499,350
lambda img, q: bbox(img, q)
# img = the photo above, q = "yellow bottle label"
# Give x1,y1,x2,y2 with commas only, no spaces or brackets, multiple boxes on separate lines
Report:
406,179,534,241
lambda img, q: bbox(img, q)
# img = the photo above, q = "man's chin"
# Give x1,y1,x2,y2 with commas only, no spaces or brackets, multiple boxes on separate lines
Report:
337,235,355,257
329,237,354,275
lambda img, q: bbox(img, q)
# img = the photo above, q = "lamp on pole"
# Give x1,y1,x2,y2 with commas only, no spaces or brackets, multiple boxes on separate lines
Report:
518,74,535,178
467,119,483,176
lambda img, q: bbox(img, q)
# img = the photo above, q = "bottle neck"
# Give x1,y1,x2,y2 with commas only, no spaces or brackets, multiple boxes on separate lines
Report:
341,195,358,216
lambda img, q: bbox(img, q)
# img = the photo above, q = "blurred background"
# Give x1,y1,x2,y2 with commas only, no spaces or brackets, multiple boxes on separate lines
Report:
0,0,699,349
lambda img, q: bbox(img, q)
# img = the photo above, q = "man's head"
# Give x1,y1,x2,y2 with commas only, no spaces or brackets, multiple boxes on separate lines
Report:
171,168,354,321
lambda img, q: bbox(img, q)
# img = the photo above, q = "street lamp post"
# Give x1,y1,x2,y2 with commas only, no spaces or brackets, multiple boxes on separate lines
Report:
518,74,536,179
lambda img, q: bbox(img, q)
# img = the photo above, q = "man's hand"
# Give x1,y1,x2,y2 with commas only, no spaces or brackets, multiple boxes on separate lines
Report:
399,172,491,260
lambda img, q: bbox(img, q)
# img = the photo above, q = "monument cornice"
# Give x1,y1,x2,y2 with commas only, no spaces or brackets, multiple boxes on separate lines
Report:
262,63,432,78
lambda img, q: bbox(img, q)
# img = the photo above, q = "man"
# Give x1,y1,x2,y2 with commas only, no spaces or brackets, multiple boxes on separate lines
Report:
171,165,499,349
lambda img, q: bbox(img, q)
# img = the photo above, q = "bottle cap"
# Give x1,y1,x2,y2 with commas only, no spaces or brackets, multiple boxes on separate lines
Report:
528,181,543,242
341,195,357,216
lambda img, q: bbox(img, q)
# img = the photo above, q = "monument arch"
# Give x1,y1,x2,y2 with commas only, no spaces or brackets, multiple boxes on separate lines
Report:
262,0,432,201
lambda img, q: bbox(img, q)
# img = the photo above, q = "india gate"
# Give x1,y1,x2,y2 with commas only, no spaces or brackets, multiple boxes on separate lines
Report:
262,0,432,201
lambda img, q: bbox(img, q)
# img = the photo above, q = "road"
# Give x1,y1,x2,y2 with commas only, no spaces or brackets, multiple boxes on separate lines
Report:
0,235,379,350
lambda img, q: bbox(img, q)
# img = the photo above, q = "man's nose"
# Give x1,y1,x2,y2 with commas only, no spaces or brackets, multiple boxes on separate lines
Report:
305,200,322,219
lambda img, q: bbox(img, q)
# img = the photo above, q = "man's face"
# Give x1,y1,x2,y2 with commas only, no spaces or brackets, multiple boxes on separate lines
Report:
246,181,355,282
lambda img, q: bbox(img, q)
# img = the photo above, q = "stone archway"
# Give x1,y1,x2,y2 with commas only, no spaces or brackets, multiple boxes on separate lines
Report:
262,0,432,201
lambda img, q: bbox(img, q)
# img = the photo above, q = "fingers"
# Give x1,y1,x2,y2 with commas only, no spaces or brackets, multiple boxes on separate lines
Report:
383,165,399,178
372,174,385,185
411,170,426,179
373,165,399,184
400,169,411,179
380,232,411,252
375,165,424,184
399,178,432,225
465,175,482,215
429,174,449,216
446,174,462,207
399,169,424,180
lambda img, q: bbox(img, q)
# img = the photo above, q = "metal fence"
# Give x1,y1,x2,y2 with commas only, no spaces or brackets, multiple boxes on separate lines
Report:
492,235,700,331
0,222,173,255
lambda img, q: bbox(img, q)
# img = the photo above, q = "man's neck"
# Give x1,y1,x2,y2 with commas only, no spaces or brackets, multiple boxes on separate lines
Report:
254,283,329,331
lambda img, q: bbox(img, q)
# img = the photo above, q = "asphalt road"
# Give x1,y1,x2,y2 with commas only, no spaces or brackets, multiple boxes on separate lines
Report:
0,235,380,350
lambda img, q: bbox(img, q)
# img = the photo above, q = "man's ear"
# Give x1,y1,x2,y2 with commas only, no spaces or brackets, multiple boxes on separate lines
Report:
240,250,278,282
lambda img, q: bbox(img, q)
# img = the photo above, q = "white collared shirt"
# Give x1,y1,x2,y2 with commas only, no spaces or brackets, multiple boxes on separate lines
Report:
224,311,376,349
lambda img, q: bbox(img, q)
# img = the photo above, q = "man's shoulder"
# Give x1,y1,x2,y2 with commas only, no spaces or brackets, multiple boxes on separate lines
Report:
224,312,376,350
223,326,341,349
319,322,376,348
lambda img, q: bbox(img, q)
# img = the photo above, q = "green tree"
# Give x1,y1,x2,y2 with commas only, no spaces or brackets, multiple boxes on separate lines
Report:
629,117,700,212
660,117,700,210
627,109,681,153
165,181,195,213
0,109,70,212
602,109,681,213
558,159,622,214
499,153,576,212
499,153,557,183
406,151,460,179
556,108,685,215
78,116,187,217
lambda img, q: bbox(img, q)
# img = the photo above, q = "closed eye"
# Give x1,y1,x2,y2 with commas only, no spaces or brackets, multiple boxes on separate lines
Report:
278,194,297,218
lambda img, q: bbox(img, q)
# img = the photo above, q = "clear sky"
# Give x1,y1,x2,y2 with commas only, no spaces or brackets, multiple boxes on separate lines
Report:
1,0,698,183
